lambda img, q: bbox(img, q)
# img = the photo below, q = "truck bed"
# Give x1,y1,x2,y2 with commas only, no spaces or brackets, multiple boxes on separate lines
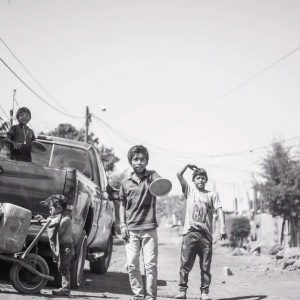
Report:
0,158,67,216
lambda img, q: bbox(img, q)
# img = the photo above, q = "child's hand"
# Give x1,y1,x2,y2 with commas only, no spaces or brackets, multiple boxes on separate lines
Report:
12,142,22,150
34,214,46,222
120,225,129,242
188,164,198,171
220,227,227,240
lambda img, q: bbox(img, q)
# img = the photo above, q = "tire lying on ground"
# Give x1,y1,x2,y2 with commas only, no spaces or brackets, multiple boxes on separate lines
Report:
10,253,49,294
89,233,113,274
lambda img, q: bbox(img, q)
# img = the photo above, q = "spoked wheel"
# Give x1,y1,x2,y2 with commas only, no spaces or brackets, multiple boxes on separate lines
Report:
10,253,49,294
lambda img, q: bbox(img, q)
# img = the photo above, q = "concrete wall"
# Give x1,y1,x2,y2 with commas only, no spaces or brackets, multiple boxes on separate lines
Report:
253,213,289,248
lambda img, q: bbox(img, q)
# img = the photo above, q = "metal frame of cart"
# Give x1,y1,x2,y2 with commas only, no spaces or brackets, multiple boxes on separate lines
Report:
0,219,54,294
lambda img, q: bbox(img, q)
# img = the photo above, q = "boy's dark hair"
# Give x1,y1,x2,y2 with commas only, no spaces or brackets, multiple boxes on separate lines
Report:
41,194,68,210
192,168,208,181
16,107,31,120
127,145,149,163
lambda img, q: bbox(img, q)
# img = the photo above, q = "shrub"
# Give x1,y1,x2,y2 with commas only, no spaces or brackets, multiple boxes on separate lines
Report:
228,216,251,247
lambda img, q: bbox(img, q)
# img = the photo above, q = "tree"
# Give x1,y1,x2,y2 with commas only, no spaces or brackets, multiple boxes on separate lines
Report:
109,169,128,189
256,141,300,247
44,123,119,173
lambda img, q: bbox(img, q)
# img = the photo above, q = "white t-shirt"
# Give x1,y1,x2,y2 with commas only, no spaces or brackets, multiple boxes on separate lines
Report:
182,182,222,241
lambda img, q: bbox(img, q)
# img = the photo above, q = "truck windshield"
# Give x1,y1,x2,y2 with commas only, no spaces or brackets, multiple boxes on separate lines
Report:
31,142,92,178
50,144,92,178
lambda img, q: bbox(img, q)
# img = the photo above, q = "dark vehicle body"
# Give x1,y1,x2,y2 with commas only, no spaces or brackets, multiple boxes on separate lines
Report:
0,133,116,287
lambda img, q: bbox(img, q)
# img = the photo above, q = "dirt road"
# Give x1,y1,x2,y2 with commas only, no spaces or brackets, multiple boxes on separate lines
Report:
0,228,300,300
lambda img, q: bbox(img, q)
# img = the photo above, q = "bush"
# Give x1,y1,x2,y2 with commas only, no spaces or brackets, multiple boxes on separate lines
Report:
228,216,251,247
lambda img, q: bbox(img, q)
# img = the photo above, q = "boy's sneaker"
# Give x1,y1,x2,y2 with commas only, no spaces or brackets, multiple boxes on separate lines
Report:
201,293,210,300
175,291,186,299
52,288,70,296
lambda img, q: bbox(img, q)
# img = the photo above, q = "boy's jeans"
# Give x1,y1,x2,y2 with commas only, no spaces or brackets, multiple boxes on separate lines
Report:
179,230,212,295
57,243,74,290
125,229,158,300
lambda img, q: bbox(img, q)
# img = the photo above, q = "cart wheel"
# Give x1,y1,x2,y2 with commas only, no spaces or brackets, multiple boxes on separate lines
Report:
10,253,49,294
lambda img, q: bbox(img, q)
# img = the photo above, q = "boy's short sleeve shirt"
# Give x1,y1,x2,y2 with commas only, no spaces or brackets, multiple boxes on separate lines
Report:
58,215,73,244
120,170,160,230
7,124,35,161
182,182,222,241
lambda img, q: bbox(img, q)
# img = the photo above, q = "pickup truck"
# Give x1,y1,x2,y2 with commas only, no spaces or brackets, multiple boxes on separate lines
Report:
0,133,117,288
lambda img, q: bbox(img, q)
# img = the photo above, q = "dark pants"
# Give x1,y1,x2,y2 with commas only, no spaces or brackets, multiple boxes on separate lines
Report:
179,230,212,294
11,154,32,162
57,243,74,290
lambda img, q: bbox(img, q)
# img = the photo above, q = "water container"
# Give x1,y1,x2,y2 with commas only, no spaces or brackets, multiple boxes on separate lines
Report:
0,203,32,254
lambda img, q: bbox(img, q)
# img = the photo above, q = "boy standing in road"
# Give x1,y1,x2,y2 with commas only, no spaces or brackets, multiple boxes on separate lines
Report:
175,165,227,300
119,145,161,300
5,107,36,162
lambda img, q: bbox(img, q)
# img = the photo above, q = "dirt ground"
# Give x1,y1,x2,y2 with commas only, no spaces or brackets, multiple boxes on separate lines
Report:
0,228,300,300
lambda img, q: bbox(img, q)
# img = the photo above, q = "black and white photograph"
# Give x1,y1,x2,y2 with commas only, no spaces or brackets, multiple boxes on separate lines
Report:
0,1,300,299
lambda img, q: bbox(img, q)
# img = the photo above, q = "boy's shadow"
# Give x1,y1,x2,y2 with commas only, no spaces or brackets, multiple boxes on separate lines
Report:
80,271,166,295
80,271,131,294
0,289,115,299
215,296,267,300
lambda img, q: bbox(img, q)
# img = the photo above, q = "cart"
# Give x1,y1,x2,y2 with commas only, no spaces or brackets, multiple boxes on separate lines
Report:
0,218,54,294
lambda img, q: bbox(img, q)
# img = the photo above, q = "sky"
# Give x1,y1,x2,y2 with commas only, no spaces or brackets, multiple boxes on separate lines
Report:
1,0,300,210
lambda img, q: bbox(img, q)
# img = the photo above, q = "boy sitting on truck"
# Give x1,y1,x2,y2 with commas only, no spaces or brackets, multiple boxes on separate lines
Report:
37,194,74,296
5,107,36,162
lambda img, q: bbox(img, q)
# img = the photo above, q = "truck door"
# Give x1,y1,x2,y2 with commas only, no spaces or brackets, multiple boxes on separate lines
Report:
89,149,113,249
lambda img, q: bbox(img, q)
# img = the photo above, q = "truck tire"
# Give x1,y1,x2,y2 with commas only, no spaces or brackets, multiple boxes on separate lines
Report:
10,253,49,294
89,233,113,274
71,230,87,288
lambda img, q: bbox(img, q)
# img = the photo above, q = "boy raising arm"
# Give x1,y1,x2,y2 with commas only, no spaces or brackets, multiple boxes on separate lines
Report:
175,164,227,300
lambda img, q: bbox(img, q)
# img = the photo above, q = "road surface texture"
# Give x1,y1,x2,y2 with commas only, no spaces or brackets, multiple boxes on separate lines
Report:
0,228,299,300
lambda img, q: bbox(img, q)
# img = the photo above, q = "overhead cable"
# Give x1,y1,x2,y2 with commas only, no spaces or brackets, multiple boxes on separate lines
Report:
145,45,300,135
0,37,71,114
92,114,255,174
92,113,300,160
0,57,84,119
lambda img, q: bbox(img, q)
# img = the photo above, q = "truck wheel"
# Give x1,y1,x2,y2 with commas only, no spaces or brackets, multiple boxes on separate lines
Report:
71,230,87,288
89,233,113,274
10,254,49,294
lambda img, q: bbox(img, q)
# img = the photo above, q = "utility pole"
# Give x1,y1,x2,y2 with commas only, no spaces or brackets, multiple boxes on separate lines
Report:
252,172,262,242
10,89,17,126
85,106,91,143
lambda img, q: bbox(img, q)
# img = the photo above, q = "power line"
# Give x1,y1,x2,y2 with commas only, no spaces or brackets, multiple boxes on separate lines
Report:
145,45,300,135
92,112,300,160
0,57,84,119
0,37,71,114
93,116,255,175
92,113,138,146
91,113,252,171
92,114,300,177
